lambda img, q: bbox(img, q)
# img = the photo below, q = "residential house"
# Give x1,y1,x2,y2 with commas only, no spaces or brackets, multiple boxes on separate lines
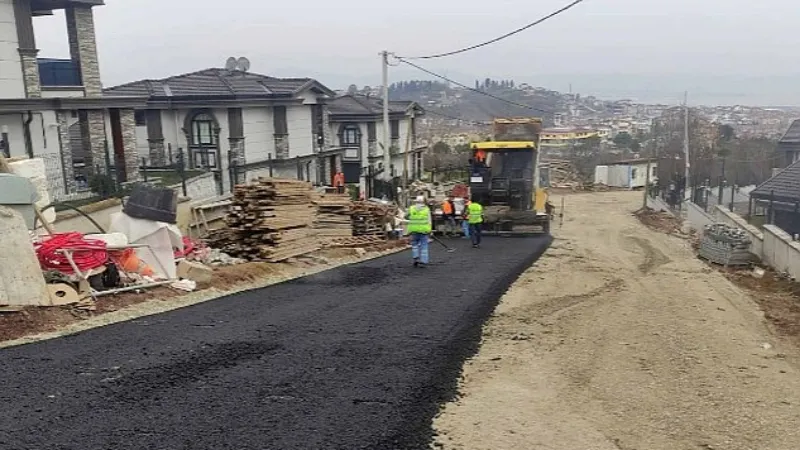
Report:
750,160,800,236
326,94,426,188
594,158,657,189
104,67,338,194
0,0,146,199
775,119,800,168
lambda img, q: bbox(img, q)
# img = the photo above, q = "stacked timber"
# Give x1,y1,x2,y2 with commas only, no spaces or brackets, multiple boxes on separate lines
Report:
208,178,319,262
313,193,353,237
351,201,397,236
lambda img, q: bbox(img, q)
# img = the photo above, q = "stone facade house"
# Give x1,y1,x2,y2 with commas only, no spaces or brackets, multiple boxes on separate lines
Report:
0,0,146,199
103,68,340,195
326,95,426,190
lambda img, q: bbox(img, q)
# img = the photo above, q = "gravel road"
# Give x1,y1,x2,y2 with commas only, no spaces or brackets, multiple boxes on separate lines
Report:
434,191,800,450
0,235,550,450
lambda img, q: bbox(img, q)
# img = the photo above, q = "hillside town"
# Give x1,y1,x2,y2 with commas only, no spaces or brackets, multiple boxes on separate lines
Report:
2,2,800,450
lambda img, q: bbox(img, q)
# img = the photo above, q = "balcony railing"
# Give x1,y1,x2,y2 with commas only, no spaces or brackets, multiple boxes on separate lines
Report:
38,58,81,87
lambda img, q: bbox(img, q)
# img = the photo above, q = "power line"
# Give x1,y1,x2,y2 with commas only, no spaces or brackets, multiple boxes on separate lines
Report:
397,0,588,60
395,57,555,115
424,109,491,126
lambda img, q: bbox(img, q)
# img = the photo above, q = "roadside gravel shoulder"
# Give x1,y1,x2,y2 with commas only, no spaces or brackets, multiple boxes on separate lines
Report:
434,191,800,450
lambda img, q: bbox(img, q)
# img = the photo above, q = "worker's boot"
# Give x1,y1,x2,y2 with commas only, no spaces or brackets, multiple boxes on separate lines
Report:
413,258,419,267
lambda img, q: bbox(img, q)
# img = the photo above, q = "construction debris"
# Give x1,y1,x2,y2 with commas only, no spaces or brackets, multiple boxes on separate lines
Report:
207,178,319,262
543,159,587,189
313,194,353,237
634,207,684,235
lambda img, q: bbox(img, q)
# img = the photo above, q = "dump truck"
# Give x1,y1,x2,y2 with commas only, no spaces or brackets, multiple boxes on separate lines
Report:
468,118,551,234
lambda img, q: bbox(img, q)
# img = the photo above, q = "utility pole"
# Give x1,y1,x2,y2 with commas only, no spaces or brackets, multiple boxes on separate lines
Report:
381,51,391,182
683,91,691,202
402,109,415,207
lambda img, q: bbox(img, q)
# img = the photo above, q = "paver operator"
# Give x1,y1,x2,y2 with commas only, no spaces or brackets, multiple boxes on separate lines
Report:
407,195,432,267
465,196,484,248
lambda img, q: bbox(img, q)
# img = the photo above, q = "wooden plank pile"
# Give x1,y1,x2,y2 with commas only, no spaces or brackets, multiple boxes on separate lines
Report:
313,193,353,237
351,201,397,236
326,235,385,248
207,178,319,262
544,159,585,189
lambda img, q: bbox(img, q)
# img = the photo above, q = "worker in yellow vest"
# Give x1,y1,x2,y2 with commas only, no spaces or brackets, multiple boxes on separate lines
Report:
465,196,484,248
406,195,432,267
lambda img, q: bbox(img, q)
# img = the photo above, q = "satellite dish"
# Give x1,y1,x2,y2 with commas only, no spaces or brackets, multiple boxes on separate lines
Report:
237,57,250,72
225,57,237,71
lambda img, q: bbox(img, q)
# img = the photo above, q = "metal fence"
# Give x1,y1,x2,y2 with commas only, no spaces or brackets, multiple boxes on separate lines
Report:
139,148,192,197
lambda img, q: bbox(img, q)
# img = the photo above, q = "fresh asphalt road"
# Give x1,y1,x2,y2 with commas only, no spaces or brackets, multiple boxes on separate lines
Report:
0,235,551,450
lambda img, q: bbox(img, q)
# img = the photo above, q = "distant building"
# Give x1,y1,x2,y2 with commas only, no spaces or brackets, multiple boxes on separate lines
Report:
594,158,657,189
751,159,800,236
775,119,800,168
540,127,600,148
326,94,426,185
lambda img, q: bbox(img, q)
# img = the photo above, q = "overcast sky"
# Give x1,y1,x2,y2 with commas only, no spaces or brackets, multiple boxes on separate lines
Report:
31,0,800,105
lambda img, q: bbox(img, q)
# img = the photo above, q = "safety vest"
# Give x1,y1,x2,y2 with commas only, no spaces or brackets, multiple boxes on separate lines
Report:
467,202,483,224
407,205,431,234
442,201,453,215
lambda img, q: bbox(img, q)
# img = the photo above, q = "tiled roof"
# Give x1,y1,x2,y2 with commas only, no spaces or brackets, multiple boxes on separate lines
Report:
327,94,416,116
104,68,334,99
751,158,800,201
780,119,800,144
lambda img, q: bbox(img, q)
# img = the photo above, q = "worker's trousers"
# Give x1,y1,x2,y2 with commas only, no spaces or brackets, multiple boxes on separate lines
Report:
469,223,482,246
410,233,430,264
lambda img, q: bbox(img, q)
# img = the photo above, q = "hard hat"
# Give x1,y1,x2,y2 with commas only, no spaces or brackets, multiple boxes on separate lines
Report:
415,195,425,203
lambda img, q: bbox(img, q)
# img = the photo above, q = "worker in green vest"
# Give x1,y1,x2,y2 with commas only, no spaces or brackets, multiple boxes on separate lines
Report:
407,195,432,267
465,196,484,248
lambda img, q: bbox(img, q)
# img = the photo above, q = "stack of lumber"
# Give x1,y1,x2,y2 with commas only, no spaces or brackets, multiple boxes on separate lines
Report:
351,201,397,236
208,178,319,262
313,194,353,237
326,235,385,248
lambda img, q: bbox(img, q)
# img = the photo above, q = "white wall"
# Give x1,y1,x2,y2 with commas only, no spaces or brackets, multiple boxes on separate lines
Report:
135,125,149,162
762,225,800,280
607,165,630,188
594,165,609,185
686,201,715,231
242,107,273,162
41,88,85,98
0,0,25,98
287,104,313,159
170,172,217,202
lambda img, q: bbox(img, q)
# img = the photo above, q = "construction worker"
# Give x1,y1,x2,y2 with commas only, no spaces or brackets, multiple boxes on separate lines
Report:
333,170,345,194
461,198,471,238
407,195,432,267
465,196,483,248
442,195,456,237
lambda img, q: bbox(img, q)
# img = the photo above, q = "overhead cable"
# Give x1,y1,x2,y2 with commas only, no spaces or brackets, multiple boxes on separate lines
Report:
396,0,588,60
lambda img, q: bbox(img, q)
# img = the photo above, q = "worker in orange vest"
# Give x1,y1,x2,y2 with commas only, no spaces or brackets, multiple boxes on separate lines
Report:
441,195,456,237
333,170,345,194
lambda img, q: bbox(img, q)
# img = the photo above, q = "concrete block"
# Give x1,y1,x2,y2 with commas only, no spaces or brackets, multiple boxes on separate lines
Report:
177,260,213,283
0,206,50,306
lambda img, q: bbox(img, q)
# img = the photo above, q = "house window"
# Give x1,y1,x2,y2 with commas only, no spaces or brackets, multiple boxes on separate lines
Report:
390,120,400,139
651,166,657,177
631,168,638,179
340,124,361,146
134,111,146,126
191,113,217,146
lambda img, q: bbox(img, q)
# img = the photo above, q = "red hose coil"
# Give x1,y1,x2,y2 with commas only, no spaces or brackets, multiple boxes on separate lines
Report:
35,232,109,274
